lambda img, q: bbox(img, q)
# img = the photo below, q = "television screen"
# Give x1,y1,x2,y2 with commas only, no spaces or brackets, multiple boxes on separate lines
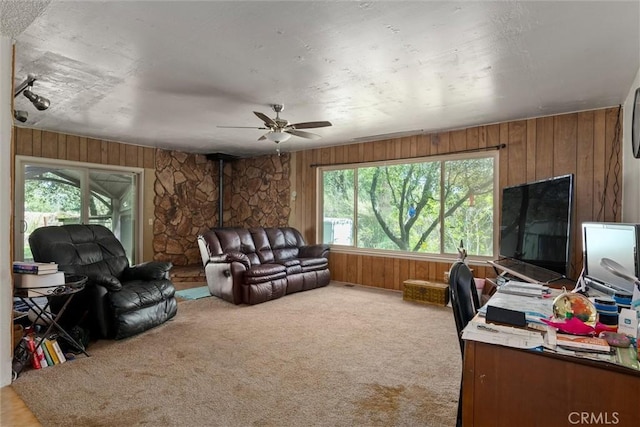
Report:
499,174,574,275
582,222,639,294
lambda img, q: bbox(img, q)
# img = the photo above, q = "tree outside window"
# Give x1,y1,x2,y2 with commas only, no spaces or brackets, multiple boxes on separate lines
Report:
321,154,495,257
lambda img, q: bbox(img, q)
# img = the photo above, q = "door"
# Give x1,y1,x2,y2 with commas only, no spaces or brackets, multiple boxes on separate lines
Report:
15,159,140,263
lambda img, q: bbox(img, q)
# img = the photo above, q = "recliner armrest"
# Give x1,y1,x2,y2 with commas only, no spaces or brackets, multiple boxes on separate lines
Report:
207,254,228,264
90,274,123,291
225,251,251,270
123,261,173,281
299,244,330,259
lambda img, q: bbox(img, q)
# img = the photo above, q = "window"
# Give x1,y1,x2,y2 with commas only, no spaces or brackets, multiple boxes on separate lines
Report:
15,157,142,263
320,152,497,258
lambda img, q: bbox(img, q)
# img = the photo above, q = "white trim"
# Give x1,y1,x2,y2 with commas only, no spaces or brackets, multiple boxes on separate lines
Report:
1,35,13,387
15,155,144,174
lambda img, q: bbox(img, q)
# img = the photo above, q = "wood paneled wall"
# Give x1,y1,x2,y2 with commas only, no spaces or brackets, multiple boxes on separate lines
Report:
13,128,156,168
12,127,158,262
291,107,622,290
12,106,623,291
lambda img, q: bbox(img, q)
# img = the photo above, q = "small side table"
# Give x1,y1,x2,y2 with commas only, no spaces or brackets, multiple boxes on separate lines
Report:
13,274,89,376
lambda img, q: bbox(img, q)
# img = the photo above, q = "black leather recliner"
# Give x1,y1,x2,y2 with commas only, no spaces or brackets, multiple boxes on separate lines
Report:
28,224,178,340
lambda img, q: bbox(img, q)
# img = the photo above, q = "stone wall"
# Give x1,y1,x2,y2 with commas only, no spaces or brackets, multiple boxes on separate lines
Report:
153,149,219,265
153,150,291,266
223,153,291,227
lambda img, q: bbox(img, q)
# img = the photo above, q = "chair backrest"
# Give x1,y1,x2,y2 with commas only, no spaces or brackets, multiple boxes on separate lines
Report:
28,224,130,279
449,261,480,358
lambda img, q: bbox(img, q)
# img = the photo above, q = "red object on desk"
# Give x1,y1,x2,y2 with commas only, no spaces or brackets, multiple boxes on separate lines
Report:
542,316,619,336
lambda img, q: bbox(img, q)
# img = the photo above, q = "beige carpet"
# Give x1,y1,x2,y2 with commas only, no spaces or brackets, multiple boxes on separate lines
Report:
12,283,461,426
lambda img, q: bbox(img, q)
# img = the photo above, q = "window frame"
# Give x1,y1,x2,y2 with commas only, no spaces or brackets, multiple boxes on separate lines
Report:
316,150,500,262
14,155,145,264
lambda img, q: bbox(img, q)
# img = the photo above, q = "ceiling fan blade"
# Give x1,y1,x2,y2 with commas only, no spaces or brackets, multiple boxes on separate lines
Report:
217,126,268,129
258,133,269,141
286,129,321,140
254,111,276,127
289,120,332,129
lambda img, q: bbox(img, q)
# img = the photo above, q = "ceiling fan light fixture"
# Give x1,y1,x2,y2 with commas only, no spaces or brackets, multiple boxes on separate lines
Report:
266,130,291,143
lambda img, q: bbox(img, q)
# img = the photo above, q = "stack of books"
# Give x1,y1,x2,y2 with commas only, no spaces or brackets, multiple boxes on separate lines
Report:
13,261,65,296
24,334,67,370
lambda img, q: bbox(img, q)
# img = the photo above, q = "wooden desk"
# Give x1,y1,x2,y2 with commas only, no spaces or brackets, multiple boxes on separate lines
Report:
462,340,640,426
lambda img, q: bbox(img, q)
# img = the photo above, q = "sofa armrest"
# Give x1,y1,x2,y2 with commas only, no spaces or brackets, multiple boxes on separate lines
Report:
123,261,173,281
207,254,228,264
299,244,330,259
225,251,251,270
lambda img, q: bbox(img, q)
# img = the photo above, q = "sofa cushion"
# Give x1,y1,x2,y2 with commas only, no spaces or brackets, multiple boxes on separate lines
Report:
278,259,302,275
250,228,275,264
214,228,261,265
299,257,328,272
245,263,286,276
265,227,305,262
244,264,287,285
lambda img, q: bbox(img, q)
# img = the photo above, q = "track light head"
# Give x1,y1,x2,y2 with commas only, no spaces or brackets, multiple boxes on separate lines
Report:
23,89,50,110
14,110,28,123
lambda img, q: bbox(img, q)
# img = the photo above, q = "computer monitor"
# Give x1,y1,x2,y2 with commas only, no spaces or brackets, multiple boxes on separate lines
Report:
582,222,640,294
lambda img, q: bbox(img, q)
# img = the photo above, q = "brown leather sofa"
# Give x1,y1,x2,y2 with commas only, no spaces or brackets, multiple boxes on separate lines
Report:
197,227,330,305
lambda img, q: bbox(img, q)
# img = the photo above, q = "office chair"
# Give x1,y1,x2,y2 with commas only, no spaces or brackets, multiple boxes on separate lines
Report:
448,261,480,426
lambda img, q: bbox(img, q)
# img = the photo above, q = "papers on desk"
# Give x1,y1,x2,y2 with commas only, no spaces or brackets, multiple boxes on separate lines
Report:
544,329,640,371
478,291,554,324
462,322,545,349
497,281,550,297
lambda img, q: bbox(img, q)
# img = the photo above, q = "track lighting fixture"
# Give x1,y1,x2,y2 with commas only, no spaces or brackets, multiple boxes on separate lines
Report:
13,74,50,121
22,88,50,110
14,110,28,123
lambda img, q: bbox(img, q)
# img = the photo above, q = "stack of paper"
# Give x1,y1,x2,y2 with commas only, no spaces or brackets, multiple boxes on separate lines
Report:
478,291,554,324
462,322,545,349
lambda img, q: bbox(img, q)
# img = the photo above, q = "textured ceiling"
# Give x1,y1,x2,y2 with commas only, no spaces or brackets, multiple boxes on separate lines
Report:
12,1,640,157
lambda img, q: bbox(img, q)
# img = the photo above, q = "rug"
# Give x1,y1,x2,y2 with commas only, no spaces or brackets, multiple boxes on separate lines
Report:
174,285,211,300
11,282,461,426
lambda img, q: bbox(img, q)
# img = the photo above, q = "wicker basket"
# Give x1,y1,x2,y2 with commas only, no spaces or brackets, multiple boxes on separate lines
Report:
403,280,449,306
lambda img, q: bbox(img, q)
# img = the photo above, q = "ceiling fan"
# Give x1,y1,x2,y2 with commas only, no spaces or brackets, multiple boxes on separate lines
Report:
218,104,332,145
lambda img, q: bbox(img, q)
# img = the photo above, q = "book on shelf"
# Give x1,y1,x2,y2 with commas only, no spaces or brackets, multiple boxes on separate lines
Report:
14,271,65,289
13,261,58,275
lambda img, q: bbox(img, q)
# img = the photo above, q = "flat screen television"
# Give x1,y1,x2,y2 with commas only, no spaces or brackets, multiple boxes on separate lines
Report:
582,222,640,295
499,174,574,275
